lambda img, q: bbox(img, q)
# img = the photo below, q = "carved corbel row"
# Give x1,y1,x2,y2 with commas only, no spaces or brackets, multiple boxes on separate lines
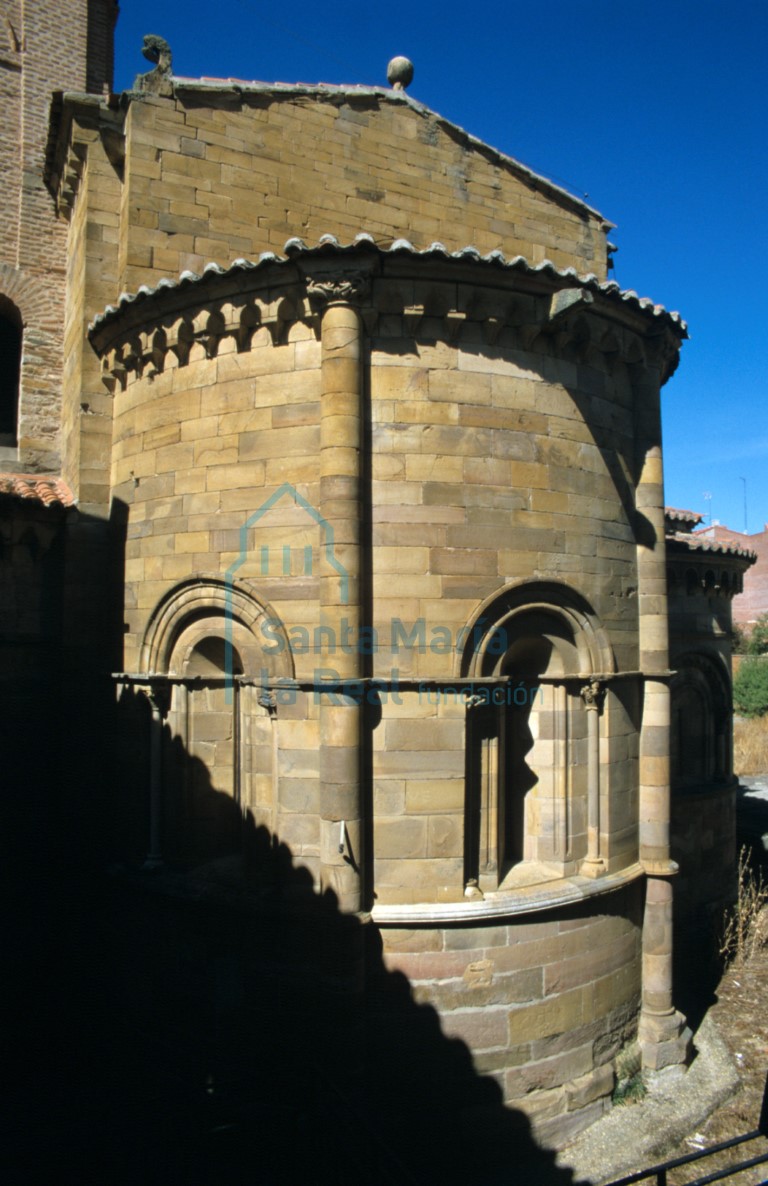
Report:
96,271,674,392
369,280,656,373
668,564,745,599
99,289,319,390
57,141,87,219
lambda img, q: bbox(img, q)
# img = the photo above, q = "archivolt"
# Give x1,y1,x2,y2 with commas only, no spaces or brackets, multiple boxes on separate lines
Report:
140,574,294,678
0,265,53,325
458,578,615,678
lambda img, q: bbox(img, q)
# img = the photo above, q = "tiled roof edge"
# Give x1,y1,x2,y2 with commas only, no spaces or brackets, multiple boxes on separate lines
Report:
666,533,757,563
89,234,687,337
665,507,703,524
0,473,77,509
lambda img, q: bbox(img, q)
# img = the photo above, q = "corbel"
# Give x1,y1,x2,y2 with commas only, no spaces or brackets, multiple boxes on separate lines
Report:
237,301,261,352
403,304,424,337
444,310,466,344
482,316,504,346
548,287,594,322
361,308,379,337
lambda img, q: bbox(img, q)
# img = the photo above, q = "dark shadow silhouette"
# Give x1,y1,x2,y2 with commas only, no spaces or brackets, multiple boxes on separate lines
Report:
7,677,593,1185
464,698,534,886
671,779,768,1032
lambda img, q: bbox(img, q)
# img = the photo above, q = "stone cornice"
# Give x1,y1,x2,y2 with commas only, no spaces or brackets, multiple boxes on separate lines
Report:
667,537,754,598
44,91,125,217
666,534,756,568
372,861,645,924
89,238,686,391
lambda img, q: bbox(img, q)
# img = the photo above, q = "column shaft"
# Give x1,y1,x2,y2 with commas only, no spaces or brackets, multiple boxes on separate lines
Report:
634,368,689,1070
318,301,364,913
580,681,605,876
635,383,672,870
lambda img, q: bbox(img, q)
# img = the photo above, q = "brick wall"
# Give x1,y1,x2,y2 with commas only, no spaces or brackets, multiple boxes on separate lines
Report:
0,2,23,267
0,0,115,473
696,524,768,625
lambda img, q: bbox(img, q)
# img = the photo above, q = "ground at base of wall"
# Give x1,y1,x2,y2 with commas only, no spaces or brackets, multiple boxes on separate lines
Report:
662,947,768,1186
559,948,768,1185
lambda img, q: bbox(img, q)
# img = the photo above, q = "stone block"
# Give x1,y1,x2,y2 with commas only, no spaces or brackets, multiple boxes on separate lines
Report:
508,986,587,1045
405,779,465,814
374,816,428,859
565,1063,615,1111
506,1043,594,1098
427,814,463,858
440,1006,509,1051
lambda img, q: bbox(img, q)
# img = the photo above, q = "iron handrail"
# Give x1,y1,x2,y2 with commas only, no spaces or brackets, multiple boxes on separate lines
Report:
604,1070,768,1186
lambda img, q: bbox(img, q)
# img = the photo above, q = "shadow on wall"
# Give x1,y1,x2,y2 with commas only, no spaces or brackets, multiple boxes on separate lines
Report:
10,683,592,1186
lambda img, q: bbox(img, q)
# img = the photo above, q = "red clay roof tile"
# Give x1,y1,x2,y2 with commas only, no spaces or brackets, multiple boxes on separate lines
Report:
0,473,76,508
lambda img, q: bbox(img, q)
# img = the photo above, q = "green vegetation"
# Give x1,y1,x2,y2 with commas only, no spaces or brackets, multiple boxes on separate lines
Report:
733,657,768,718
612,1042,646,1107
733,613,768,657
612,1075,647,1106
732,622,748,655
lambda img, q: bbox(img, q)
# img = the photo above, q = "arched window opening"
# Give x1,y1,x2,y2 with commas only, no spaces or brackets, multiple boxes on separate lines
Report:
184,634,244,677
164,626,247,863
494,614,582,872
0,303,22,445
672,683,709,787
670,655,730,791
138,579,294,867
462,584,613,891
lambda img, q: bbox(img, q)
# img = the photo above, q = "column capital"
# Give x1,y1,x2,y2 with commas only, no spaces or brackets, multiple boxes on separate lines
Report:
302,262,374,309
144,678,171,717
580,678,605,712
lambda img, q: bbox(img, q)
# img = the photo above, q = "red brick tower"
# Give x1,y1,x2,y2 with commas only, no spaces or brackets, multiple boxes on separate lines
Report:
0,0,117,472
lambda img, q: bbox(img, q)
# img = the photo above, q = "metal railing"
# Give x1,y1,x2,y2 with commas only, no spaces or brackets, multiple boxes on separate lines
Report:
604,1071,768,1186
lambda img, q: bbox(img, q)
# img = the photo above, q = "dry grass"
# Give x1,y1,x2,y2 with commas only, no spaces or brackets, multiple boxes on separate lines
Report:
720,848,768,967
733,713,768,776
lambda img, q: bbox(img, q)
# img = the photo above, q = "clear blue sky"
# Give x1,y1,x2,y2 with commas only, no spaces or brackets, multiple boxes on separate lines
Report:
114,1,768,535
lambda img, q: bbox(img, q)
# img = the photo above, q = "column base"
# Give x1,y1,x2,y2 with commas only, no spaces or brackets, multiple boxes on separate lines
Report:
580,857,606,879
638,1009,692,1072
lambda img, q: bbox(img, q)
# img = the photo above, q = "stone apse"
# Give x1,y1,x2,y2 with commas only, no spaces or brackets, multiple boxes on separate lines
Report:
28,42,751,1148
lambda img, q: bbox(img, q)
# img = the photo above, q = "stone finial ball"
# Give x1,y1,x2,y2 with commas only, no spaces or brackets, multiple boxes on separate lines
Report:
387,56,414,90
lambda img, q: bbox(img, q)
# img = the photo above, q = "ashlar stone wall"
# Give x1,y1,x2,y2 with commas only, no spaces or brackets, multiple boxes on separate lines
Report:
90,237,684,1138
114,87,611,296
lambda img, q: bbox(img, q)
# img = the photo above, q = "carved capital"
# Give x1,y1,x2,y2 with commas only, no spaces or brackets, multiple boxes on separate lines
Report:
305,269,371,308
145,679,171,718
580,678,605,712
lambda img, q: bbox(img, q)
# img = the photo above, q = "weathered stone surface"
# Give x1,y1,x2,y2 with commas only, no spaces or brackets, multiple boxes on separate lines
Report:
4,13,738,1155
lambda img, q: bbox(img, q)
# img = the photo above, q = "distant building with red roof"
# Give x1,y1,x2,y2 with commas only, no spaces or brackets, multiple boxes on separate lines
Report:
694,522,768,625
